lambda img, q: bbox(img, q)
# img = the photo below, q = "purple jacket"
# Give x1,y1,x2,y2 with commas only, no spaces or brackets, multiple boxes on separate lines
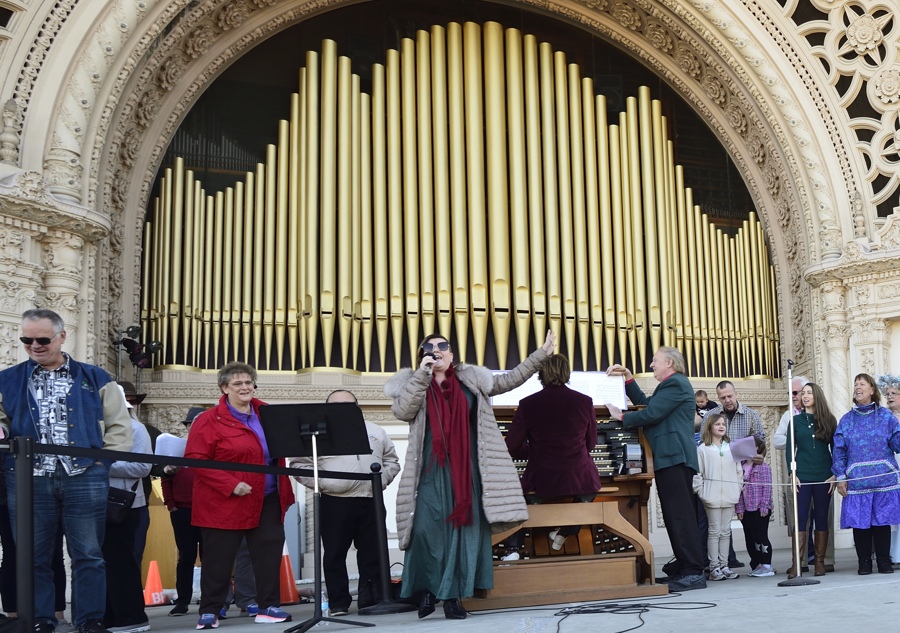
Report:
506,385,601,497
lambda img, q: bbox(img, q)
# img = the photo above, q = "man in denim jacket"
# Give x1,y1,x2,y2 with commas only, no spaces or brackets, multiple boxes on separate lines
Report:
0,309,132,633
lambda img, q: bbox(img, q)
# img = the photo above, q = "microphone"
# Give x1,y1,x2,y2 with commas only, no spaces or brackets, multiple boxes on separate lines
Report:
424,351,436,372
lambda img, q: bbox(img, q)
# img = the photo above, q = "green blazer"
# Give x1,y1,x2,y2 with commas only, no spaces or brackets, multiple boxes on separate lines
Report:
622,372,699,472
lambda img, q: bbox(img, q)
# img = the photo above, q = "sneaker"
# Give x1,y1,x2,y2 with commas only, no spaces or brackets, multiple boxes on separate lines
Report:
708,567,726,581
254,607,292,624
501,551,520,561
79,620,111,633
35,621,55,633
667,574,707,592
330,610,348,617
749,564,775,577
240,604,259,617
548,529,567,551
196,614,218,630
108,622,150,633
57,620,78,633
169,604,189,617
218,607,228,620
721,566,739,580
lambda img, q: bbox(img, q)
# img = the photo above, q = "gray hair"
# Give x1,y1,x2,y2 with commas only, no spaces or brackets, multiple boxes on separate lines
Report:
22,309,64,333
216,361,258,387
792,375,810,388
658,346,687,375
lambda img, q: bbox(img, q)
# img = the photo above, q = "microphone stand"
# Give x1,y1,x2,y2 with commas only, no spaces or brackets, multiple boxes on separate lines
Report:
778,359,819,587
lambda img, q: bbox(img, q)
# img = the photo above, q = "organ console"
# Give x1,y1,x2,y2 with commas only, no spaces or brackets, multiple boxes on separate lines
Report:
461,404,667,611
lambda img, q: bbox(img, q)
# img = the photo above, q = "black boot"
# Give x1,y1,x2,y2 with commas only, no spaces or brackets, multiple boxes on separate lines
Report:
877,557,894,574
858,559,873,575
417,592,435,619
442,599,467,620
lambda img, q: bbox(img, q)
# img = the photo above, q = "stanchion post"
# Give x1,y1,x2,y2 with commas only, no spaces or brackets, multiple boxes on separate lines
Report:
14,436,35,630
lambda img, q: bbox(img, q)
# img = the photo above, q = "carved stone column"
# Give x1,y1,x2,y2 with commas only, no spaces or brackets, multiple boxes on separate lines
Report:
821,281,851,409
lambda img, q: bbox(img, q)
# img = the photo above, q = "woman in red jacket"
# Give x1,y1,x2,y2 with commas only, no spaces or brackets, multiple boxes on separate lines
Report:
185,362,295,629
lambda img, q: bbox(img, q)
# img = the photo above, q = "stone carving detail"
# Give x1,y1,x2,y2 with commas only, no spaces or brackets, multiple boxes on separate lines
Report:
673,43,701,77
158,56,188,91
184,24,218,59
860,347,875,376
0,229,25,264
119,127,141,168
851,190,867,239
855,284,870,306
702,73,727,105
843,8,889,60
217,2,251,30
874,66,900,104
43,234,84,275
610,2,641,30
644,20,673,52
134,89,161,128
0,99,21,165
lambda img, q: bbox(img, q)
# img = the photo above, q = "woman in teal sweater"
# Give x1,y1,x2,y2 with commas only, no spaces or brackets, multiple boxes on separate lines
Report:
785,382,837,577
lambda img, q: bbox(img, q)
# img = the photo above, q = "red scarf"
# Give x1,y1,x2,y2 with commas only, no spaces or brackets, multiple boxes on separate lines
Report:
425,366,473,528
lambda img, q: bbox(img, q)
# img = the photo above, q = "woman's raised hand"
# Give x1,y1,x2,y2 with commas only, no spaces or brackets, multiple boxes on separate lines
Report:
541,330,556,355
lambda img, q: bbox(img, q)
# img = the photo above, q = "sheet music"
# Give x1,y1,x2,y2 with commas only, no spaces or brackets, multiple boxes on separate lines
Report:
490,371,627,409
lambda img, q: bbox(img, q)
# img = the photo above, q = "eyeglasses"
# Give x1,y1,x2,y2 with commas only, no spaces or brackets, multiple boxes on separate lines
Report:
228,380,255,388
792,391,799,396
421,341,451,353
20,332,61,346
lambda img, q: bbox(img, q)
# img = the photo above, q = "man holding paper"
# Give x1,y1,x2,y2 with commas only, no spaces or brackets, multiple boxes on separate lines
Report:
606,347,707,593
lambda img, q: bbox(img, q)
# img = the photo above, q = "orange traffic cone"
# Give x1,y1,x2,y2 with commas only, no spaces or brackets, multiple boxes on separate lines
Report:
279,543,300,605
143,560,169,606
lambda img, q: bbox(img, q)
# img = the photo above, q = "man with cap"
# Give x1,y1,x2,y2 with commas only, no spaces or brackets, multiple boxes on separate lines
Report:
162,407,205,617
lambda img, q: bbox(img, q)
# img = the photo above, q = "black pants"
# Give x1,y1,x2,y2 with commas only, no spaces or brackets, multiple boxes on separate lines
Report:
170,507,203,607
854,525,892,562
199,494,283,615
655,464,705,577
103,509,148,627
740,511,772,568
320,494,382,612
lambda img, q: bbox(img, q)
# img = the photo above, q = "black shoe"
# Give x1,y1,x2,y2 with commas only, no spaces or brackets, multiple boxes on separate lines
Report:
877,557,894,574
442,599,467,620
728,560,745,569
661,558,681,578
357,578,379,609
417,592,435,619
79,620,111,633
169,604,189,617
858,559,873,575
35,622,54,633
667,574,707,592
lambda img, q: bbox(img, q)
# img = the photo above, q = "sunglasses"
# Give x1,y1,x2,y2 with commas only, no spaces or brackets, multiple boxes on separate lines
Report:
20,332,61,346
792,391,799,396
421,341,451,353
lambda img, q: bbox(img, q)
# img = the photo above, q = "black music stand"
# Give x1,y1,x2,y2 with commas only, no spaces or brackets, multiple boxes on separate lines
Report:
260,403,375,633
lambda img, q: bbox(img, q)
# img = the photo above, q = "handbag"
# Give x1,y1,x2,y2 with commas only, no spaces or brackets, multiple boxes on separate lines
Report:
107,481,139,523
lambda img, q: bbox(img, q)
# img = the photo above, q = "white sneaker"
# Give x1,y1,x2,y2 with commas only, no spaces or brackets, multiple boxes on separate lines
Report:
548,529,567,551
749,564,775,577
501,551,520,561
721,566,739,580
708,567,726,581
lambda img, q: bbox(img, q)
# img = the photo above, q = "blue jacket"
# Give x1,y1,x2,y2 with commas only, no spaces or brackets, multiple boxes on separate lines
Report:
622,372,700,472
0,357,132,471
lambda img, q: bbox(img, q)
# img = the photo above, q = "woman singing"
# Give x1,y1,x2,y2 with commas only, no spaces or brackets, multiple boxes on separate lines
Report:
384,330,555,620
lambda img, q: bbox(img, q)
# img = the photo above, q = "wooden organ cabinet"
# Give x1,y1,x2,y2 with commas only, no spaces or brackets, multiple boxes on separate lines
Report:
462,405,667,611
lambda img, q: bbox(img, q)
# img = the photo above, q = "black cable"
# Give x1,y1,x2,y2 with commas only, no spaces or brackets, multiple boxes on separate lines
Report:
469,593,717,633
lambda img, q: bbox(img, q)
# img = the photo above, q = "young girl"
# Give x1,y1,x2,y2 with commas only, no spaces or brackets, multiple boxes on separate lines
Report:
694,413,744,580
736,437,774,577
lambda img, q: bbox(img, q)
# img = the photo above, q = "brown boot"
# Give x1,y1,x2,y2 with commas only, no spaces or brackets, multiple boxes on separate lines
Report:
788,531,806,579
814,531,828,576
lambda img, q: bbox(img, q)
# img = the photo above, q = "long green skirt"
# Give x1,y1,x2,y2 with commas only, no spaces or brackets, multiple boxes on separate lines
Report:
400,424,493,600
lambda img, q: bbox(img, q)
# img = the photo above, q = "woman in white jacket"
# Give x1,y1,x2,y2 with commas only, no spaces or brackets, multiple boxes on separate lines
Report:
694,413,743,581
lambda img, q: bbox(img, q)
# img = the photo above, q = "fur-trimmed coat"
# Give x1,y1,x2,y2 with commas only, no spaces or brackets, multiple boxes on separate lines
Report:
384,349,549,550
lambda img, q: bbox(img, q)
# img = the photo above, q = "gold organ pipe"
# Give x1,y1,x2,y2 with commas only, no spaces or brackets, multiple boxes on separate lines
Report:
320,41,338,367
371,62,389,371
221,187,235,364
431,25,454,340
241,173,255,365
252,163,265,367
717,228,733,374
749,214,764,374
539,42,562,352
350,76,362,370
620,112,638,371
582,77,604,369
297,68,308,369
416,30,436,340
554,51,576,365
654,108,675,350
523,34,546,350
608,123,629,365
231,182,244,364
401,37,421,363
676,167,699,373
159,168,173,362
147,204,158,351
447,23,470,363
336,56,353,368
141,219,152,348
739,224,754,374
630,93,651,370
505,26,531,365
567,63,590,369
288,93,301,370
464,22,489,365
192,181,205,367
211,192,225,368
386,47,405,369
263,144,278,367
730,236,743,375
595,94,615,368
303,50,321,368
770,264,780,375
359,91,374,370
170,158,185,363
182,170,196,365
701,210,719,375
484,22,511,369
202,194,215,368
664,136,683,356
758,221,772,375
274,122,290,369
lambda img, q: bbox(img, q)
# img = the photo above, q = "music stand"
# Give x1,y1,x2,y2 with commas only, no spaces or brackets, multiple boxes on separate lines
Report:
260,403,376,633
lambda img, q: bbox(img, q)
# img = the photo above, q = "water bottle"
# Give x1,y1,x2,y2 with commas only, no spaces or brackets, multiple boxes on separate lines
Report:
316,589,330,626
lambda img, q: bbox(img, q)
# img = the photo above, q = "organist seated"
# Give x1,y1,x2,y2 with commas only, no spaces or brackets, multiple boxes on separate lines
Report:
502,354,601,559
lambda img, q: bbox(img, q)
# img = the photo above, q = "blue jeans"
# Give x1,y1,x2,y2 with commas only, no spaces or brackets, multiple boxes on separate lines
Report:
8,462,109,626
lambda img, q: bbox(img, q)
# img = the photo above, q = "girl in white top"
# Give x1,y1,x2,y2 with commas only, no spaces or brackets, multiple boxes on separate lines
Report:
694,413,744,580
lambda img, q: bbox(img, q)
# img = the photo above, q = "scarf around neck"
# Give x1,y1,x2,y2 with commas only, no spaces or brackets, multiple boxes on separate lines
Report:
425,365,473,528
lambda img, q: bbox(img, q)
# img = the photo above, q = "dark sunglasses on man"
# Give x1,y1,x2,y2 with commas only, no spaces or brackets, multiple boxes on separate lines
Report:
20,333,61,346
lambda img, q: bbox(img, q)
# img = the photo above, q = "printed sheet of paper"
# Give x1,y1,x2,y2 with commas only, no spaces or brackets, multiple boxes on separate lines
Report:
155,433,187,458
490,371,627,410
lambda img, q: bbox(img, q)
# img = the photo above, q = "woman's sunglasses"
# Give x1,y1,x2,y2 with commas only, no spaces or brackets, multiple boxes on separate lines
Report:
421,341,451,353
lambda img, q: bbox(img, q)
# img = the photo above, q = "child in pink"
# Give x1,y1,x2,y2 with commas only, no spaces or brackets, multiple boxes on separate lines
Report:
736,436,774,577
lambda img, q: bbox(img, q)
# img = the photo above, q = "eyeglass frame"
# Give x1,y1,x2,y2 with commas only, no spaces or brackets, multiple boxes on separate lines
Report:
421,341,451,353
20,332,62,346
